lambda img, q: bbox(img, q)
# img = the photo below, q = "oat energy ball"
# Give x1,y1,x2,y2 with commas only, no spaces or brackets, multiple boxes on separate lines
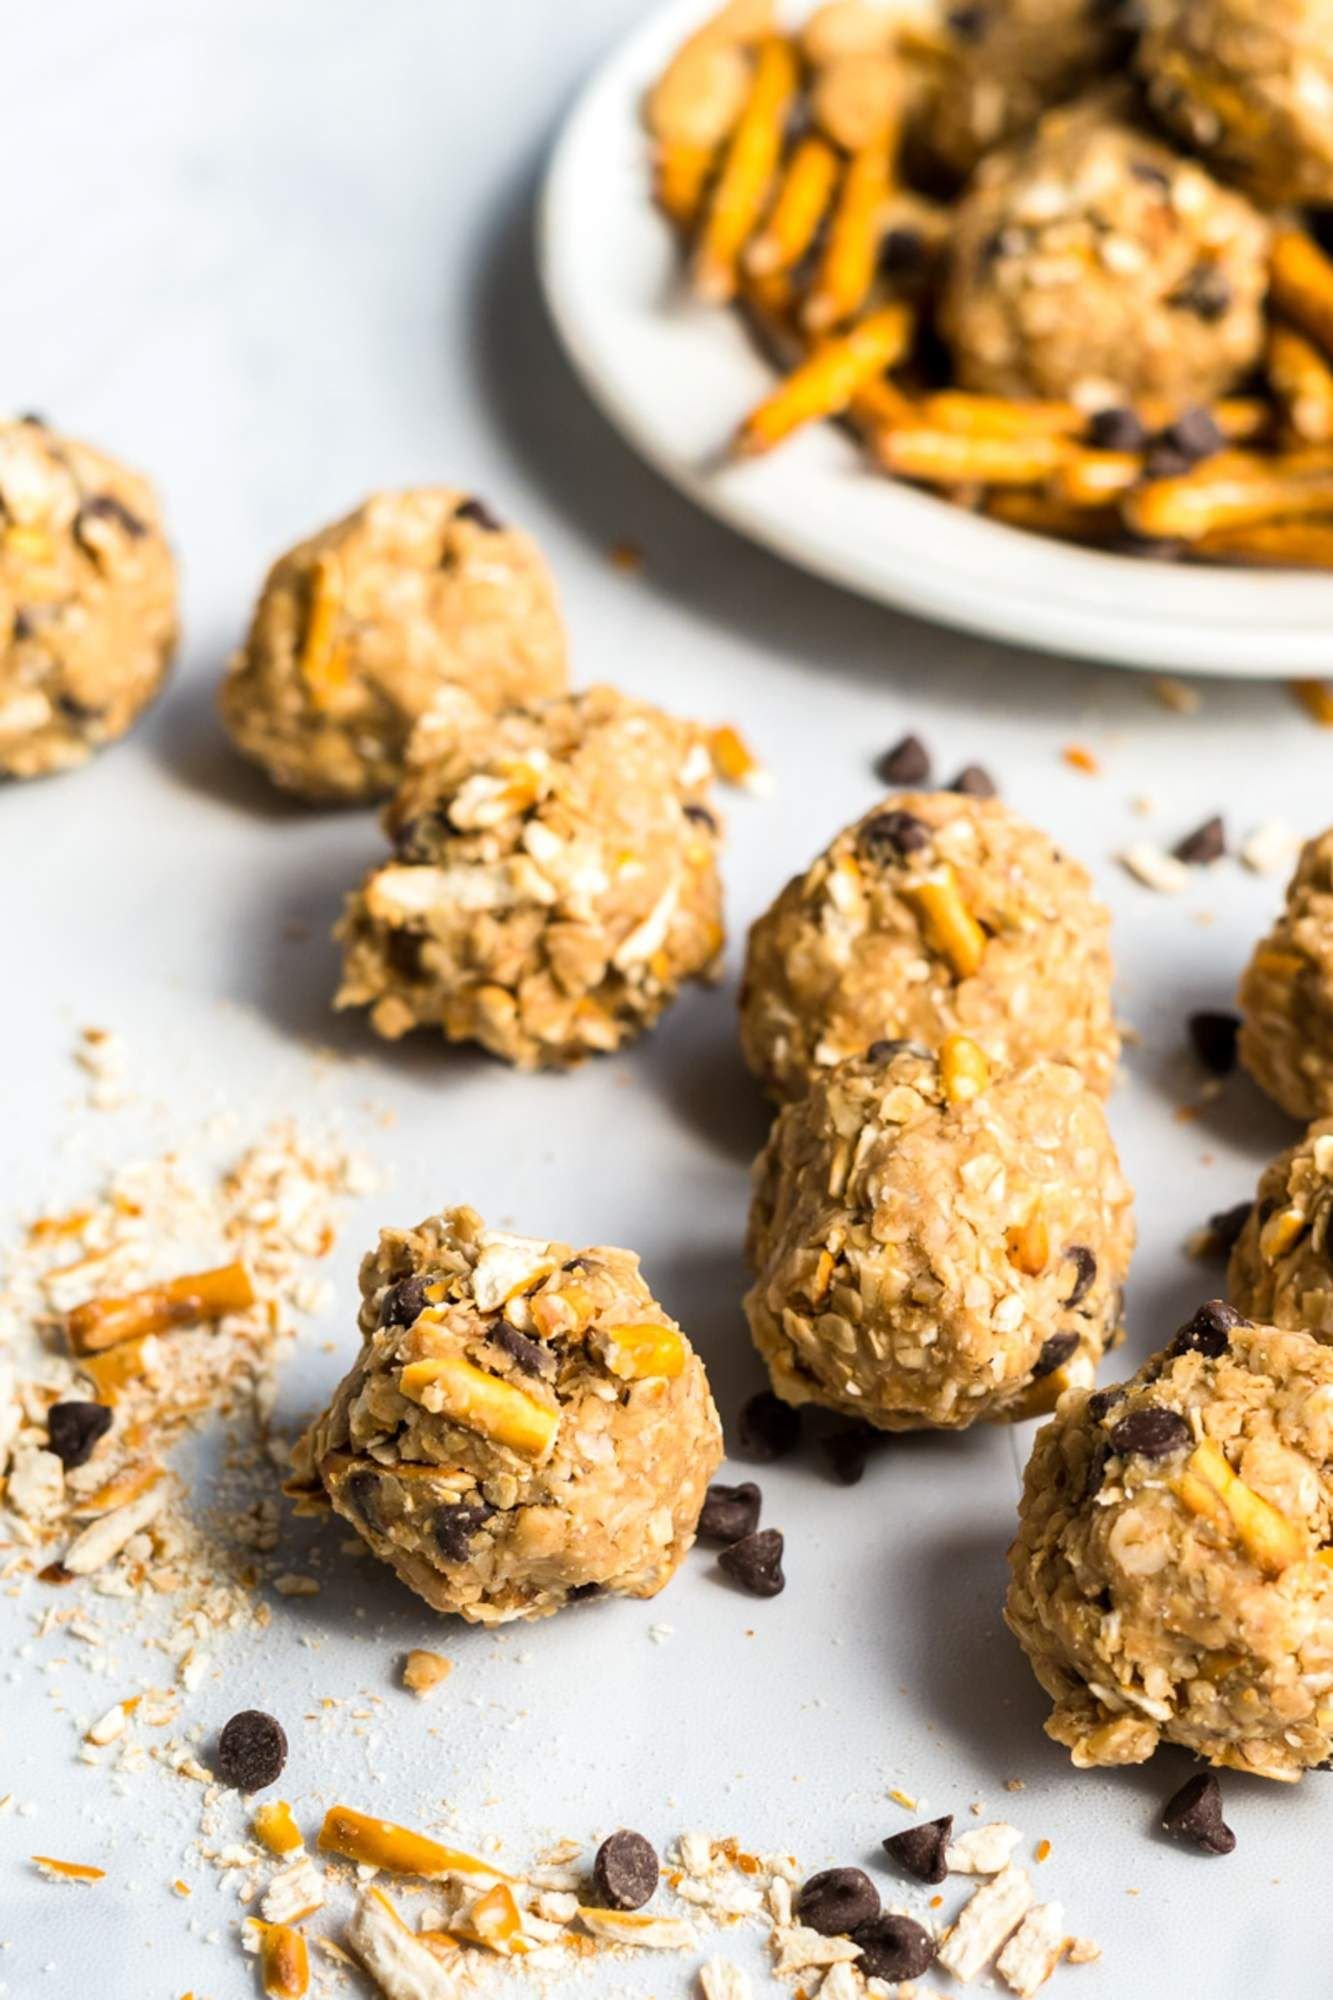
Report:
1140,0,1333,208
1238,830,1333,1122
219,488,567,805
739,790,1118,1104
745,1040,1133,1431
337,684,725,1068
1230,1121,1333,1335
287,1206,723,1624
923,0,1126,183
1008,1303,1333,1781
939,98,1270,404
0,417,176,779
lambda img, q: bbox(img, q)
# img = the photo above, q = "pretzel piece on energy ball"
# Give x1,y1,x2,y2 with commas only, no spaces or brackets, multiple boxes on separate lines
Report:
734,303,914,455
693,35,799,302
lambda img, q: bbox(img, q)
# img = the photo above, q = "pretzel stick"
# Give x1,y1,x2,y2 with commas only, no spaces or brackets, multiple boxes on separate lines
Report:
1192,520,1333,569
1270,229,1333,360
804,140,892,333
917,392,1085,439
67,1262,257,1355
654,143,715,231
986,491,1121,544
693,36,799,303
1125,453,1333,542
848,374,919,431
1132,396,1269,443
1268,325,1333,446
1049,450,1143,507
735,303,913,454
876,426,1068,487
746,134,840,275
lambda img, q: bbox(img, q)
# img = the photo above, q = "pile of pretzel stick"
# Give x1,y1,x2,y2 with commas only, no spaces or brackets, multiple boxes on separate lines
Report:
644,0,1333,569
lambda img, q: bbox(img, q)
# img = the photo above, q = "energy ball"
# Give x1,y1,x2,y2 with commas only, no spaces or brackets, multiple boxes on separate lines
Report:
921,0,1126,183
287,1206,722,1624
1140,0,1333,208
939,97,1270,404
744,1039,1133,1431
0,417,177,780
1229,1120,1333,1335
1238,829,1333,1122
219,488,567,805
337,684,725,1068
739,790,1118,1104
1008,1304,1333,1781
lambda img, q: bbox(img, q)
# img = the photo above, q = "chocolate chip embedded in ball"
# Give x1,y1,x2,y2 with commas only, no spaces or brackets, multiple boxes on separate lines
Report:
1032,1332,1079,1380
1062,1245,1097,1308
736,1391,800,1463
379,1273,436,1328
45,1400,113,1470
434,1500,496,1563
794,1865,880,1936
852,1912,936,1980
718,1527,785,1597
698,1481,762,1545
1109,1406,1191,1459
215,1710,288,1792
1170,1299,1246,1360
883,1813,953,1884
592,1829,659,1910
1161,1771,1235,1855
860,809,932,862
455,496,504,532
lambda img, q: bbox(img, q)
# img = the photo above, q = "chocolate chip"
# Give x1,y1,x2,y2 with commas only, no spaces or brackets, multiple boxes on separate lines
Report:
346,1470,384,1532
1088,406,1148,453
1187,1011,1239,1075
883,1814,952,1885
1087,1384,1125,1423
434,1500,496,1562
1160,408,1225,466
1109,1406,1190,1459
1204,1201,1252,1258
698,1481,762,1544
1129,158,1172,190
1170,1299,1245,1359
949,764,997,798
852,1913,936,1981
1175,816,1226,866
215,1709,287,1792
866,1038,931,1064
795,1866,880,1936
1033,1332,1079,1380
567,1580,604,1601
816,1420,876,1485
879,228,927,278
736,1391,801,1463
1161,1771,1235,1855
1170,264,1233,323
592,1829,659,1910
490,1323,557,1379
946,4,988,39
860,809,932,861
877,733,931,786
76,492,146,539
1143,444,1194,482
45,1400,112,1470
1063,1246,1097,1309
11,608,34,641
393,813,446,862
380,1274,435,1327
683,801,718,832
455,496,503,531
718,1527,785,1597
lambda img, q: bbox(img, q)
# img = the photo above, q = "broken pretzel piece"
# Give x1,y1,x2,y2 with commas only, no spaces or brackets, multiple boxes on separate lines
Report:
902,866,987,979
397,1355,559,1459
734,304,913,457
1270,229,1333,362
345,1887,456,2000
1172,1439,1308,1577
317,1805,513,1884
246,1920,310,2000
66,1260,256,1354
693,36,799,303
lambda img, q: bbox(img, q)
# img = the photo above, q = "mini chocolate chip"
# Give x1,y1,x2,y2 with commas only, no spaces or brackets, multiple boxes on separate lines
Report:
567,1580,604,1600
883,1814,952,1885
1170,264,1232,322
1083,1438,1111,1498
1188,1011,1239,1075
346,1470,384,1532
736,1391,801,1463
795,1866,880,1936
1205,1201,1253,1258
1161,1771,1235,1855
380,1274,435,1327
1063,1246,1097,1309
393,812,446,861
19,411,46,427
1129,158,1171,190
852,1913,936,1981
877,733,931,786
434,1500,496,1562
11,608,35,641
718,1527,785,1597
1033,1332,1079,1380
1170,1299,1245,1359
45,1401,113,1470
1087,1384,1125,1423
592,1829,659,1910
455,496,503,531
683,801,718,832
1143,443,1194,482
1110,1406,1190,1459
949,764,997,798
816,1421,876,1485
490,1323,557,1379
866,1038,931,1064
1161,408,1225,465
879,227,927,278
1175,816,1226,866
947,4,988,39
860,808,931,860
215,1709,287,1792
698,1481,762,1544
1088,406,1148,453
76,492,146,539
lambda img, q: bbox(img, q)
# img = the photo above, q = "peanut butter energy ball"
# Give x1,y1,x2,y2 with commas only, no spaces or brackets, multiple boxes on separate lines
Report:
745,1040,1133,1431
1008,1303,1333,1782
739,790,1118,1104
1230,1120,1333,1335
219,488,567,805
0,417,177,780
940,98,1270,404
337,684,725,1068
288,1206,723,1624
1140,0,1333,208
1238,829,1333,1122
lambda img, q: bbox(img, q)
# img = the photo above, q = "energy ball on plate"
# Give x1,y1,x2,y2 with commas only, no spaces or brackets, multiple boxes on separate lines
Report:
1229,1120,1333,1335
940,96,1270,404
219,488,567,805
1008,1304,1333,1781
744,1039,1133,1430
0,417,177,780
1238,829,1333,1122
287,1206,723,1624
1140,0,1333,208
336,684,725,1068
738,789,1118,1104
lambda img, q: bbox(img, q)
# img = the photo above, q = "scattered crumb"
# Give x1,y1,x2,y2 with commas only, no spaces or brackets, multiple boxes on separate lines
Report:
1151,675,1200,714
401,1648,453,1697
1119,843,1190,895
1240,821,1300,876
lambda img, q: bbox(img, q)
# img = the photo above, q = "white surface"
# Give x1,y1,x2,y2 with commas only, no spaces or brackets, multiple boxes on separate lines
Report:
539,0,1333,676
2,4,1332,1996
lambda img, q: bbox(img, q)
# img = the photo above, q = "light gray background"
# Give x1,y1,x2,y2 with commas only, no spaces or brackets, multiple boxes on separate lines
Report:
1,3,1330,1994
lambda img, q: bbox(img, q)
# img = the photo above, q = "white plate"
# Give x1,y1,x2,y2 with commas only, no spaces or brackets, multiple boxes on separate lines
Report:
539,0,1333,675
